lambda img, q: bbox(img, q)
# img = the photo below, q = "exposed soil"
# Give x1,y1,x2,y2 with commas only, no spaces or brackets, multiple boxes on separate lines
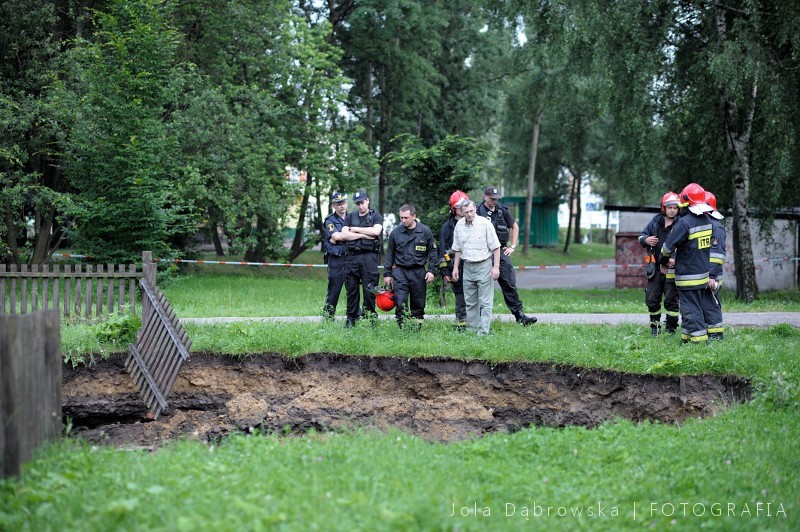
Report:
63,352,751,449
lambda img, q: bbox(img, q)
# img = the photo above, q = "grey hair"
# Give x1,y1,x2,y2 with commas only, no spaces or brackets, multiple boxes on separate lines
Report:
460,199,475,210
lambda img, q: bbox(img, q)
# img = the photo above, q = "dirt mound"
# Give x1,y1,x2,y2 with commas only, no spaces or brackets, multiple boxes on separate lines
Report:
63,353,750,448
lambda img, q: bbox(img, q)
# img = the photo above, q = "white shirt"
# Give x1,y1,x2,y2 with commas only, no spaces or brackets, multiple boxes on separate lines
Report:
452,216,500,262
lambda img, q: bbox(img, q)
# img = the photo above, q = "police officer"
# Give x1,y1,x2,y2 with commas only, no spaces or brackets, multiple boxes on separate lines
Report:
340,190,383,328
476,186,537,325
322,191,348,319
384,204,437,328
660,183,723,343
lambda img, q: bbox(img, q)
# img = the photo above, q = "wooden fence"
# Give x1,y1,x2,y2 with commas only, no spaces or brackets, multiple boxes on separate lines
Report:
125,259,191,419
0,257,143,319
1,311,62,479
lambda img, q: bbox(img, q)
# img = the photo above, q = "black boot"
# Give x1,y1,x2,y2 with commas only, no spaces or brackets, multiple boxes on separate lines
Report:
454,321,467,332
515,313,538,326
650,325,661,337
665,315,679,335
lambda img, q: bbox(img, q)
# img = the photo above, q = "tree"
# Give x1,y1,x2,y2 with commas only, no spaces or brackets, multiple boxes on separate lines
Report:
53,0,194,262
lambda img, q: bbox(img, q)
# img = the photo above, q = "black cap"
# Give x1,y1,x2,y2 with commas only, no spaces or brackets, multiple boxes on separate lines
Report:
353,190,368,202
330,191,347,204
484,186,500,198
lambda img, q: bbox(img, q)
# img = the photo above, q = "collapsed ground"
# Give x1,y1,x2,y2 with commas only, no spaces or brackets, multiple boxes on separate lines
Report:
63,353,751,449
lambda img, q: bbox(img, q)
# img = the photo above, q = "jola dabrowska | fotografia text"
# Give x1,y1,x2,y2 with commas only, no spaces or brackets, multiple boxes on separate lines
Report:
449,500,787,522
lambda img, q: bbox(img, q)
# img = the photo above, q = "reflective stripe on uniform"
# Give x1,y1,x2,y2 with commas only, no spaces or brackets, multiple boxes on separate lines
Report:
675,272,709,288
710,252,725,264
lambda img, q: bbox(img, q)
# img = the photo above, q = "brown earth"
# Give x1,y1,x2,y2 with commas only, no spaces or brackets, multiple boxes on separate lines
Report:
63,352,751,449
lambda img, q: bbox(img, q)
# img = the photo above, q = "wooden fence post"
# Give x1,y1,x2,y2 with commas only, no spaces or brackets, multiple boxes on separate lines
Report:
0,311,62,479
142,251,156,288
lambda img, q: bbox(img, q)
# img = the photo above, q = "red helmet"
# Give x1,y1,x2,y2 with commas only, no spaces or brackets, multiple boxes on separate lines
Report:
449,190,470,212
679,183,706,207
660,191,680,214
376,290,396,311
704,191,717,211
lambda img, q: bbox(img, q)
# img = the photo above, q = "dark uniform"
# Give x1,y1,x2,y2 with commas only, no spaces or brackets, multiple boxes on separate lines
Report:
708,213,727,323
660,209,723,343
439,215,466,327
476,200,536,324
322,193,348,319
344,207,383,325
639,213,680,333
384,220,438,325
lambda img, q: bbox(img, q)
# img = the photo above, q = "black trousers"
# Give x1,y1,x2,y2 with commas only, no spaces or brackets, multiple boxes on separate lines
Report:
497,251,523,316
323,254,346,316
451,262,466,323
392,266,427,322
645,272,679,326
345,252,380,320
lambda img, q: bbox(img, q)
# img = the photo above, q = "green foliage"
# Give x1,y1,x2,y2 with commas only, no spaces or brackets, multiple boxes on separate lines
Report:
386,134,487,228
92,312,142,347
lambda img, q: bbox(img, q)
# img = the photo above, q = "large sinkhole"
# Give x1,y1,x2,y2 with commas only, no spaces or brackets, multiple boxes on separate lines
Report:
63,353,751,448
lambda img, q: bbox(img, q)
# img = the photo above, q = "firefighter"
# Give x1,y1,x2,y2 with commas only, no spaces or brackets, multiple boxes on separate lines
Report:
340,190,383,328
638,191,681,335
321,191,349,319
660,183,723,343
384,204,438,328
705,191,726,333
476,186,537,325
439,190,469,330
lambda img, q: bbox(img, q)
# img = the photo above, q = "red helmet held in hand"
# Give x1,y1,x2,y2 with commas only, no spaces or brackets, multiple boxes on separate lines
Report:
660,191,680,214
376,290,396,312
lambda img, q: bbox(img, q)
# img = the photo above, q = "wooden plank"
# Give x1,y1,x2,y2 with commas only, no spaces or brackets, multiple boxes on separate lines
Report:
0,312,61,478
139,280,190,360
42,264,50,310
84,268,92,318
52,265,60,315
129,264,136,313
74,265,82,316
128,343,168,412
9,265,18,315
63,265,71,318
96,265,103,317
20,265,28,314
118,265,125,310
107,264,114,314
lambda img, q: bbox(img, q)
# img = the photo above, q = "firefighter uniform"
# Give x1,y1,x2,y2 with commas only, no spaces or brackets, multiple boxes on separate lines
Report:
439,215,466,327
385,219,438,326
476,200,535,323
660,210,722,343
708,213,727,327
322,195,348,319
639,213,680,333
344,207,383,325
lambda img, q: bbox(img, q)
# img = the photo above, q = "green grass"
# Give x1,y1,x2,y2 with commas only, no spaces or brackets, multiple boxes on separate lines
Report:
160,273,800,317
4,323,799,530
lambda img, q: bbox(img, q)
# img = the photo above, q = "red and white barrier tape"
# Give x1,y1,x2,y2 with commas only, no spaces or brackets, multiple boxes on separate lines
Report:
51,253,799,270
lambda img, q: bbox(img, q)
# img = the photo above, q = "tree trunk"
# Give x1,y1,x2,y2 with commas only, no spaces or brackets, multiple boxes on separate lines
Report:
211,225,225,256
562,167,577,255
573,169,582,245
717,7,759,302
31,205,56,265
3,204,20,266
522,107,543,255
288,173,313,261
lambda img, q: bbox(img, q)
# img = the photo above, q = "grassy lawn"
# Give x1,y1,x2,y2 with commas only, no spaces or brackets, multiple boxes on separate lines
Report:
6,321,800,530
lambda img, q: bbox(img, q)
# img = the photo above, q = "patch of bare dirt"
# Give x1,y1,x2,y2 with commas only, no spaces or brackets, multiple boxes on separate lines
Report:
63,352,750,448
